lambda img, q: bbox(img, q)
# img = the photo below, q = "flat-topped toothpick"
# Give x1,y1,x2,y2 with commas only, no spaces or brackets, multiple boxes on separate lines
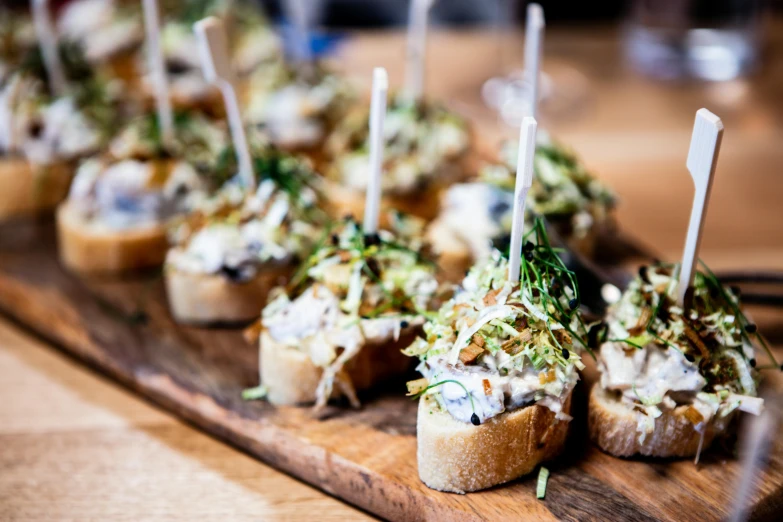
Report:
194,17,255,192
141,0,174,147
362,67,389,235
31,0,66,96
508,116,538,283
404,0,435,101
677,108,724,306
523,3,544,120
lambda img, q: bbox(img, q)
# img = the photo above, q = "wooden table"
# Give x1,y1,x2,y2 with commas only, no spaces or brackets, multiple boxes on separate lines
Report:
1,26,782,520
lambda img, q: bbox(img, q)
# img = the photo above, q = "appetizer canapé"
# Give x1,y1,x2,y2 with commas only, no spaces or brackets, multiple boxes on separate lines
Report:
405,219,590,493
156,0,280,113
589,262,770,458
258,214,440,407
324,93,470,222
247,62,354,155
0,46,118,220
57,111,227,273
427,133,614,280
165,141,324,324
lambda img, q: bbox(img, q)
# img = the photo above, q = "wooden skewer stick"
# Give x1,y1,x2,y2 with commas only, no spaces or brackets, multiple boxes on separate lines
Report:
31,0,67,96
194,17,255,192
141,0,174,147
677,108,724,306
404,0,435,101
508,116,537,283
523,3,544,120
362,67,389,235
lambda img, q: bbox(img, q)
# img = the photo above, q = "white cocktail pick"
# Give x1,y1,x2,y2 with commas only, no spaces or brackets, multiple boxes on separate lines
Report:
508,116,538,283
404,0,435,101
524,3,544,120
677,108,724,306
31,0,66,96
141,0,174,146
362,67,389,235
194,17,255,191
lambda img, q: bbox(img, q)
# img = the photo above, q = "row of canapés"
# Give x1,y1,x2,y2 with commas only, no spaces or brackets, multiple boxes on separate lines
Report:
1,0,774,496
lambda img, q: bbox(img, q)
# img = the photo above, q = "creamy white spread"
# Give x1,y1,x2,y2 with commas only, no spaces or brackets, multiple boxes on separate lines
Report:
58,0,143,62
167,179,319,279
598,264,764,442
249,82,338,148
68,157,202,229
406,251,586,425
419,350,578,424
427,182,509,261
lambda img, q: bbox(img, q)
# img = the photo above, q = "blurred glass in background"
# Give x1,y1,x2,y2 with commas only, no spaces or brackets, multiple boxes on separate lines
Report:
624,0,767,81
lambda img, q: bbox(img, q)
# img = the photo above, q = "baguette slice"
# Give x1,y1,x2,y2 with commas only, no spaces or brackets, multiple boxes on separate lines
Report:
417,393,572,493
57,202,169,274
165,262,291,324
588,385,719,458
0,158,73,220
260,329,416,406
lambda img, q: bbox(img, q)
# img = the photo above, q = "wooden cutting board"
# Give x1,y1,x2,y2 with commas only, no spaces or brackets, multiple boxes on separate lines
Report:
0,220,781,522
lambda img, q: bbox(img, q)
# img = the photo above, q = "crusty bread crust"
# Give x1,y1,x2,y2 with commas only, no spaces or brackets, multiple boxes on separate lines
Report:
56,202,169,274
259,329,416,406
417,394,572,493
164,262,291,325
0,158,73,220
588,385,719,458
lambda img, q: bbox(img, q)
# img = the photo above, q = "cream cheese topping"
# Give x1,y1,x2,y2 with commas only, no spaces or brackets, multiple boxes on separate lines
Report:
249,82,337,148
405,242,588,425
68,157,203,229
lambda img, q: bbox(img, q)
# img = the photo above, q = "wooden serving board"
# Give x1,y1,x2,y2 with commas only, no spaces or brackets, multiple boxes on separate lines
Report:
1,219,781,522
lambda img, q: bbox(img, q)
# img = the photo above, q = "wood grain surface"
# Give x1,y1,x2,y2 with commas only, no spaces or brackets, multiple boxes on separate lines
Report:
0,315,375,521
2,26,783,521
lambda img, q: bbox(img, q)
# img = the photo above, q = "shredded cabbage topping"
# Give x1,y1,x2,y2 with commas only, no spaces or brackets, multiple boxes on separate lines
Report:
406,219,591,425
427,134,614,264
598,262,773,441
481,136,615,230
325,93,470,193
262,215,441,408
